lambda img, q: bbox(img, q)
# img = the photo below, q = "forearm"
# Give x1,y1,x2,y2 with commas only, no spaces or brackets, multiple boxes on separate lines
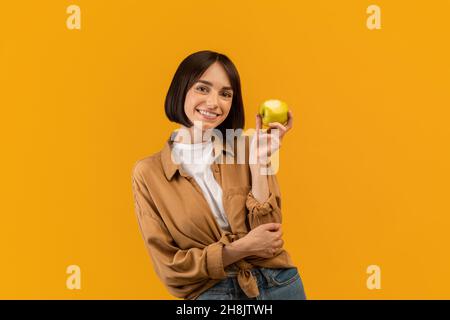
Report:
249,164,270,204
222,241,252,268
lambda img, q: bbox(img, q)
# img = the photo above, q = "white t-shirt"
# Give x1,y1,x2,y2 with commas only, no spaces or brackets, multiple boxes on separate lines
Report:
171,140,232,232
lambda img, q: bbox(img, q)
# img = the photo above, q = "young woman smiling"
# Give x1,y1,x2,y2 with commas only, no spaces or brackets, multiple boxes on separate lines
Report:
131,50,306,300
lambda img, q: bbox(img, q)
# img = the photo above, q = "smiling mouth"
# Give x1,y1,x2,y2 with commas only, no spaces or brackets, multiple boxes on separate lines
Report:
196,108,221,119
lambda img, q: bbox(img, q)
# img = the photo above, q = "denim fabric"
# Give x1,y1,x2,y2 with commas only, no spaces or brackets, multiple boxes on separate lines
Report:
196,267,307,300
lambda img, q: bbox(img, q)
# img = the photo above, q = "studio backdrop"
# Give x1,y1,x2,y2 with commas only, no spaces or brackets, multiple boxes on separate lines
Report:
1,0,449,299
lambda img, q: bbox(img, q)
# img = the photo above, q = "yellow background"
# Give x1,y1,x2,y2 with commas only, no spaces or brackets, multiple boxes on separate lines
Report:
1,0,449,299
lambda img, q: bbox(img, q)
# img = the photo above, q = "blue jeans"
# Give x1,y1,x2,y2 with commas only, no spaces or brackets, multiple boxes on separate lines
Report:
196,267,307,300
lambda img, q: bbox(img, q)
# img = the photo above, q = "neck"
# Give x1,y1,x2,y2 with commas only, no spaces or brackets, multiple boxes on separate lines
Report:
174,126,211,144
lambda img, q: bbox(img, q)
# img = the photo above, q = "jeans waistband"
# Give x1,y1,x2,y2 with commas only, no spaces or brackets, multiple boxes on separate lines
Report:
225,265,242,276
225,265,260,277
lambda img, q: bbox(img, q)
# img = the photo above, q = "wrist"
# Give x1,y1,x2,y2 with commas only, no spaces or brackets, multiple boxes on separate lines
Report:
250,162,271,176
222,239,253,267
229,239,252,258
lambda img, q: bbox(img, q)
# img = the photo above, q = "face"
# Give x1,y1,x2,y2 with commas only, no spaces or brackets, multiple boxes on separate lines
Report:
183,62,234,135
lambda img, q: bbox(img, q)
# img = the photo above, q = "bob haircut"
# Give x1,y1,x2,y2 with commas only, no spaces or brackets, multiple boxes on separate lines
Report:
164,50,245,138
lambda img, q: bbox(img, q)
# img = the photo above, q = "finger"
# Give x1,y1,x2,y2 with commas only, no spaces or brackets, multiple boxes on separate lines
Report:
273,233,282,241
271,125,287,144
271,243,281,254
265,222,281,231
286,110,294,130
255,114,262,132
263,131,280,155
267,122,287,137
270,230,282,240
255,114,262,154
273,239,283,247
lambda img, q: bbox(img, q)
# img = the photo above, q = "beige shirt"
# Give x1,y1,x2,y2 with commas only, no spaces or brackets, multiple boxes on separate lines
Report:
131,130,295,300
171,140,232,232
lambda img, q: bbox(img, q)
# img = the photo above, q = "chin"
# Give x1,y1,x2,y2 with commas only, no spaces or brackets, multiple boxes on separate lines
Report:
200,123,219,131
194,118,220,127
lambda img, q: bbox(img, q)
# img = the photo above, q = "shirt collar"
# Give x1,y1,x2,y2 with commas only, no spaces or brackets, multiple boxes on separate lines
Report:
161,129,236,181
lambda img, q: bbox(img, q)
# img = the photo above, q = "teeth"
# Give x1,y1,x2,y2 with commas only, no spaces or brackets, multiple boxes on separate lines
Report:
198,109,218,117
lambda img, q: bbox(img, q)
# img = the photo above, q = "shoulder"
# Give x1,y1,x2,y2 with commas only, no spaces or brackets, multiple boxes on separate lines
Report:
132,151,163,181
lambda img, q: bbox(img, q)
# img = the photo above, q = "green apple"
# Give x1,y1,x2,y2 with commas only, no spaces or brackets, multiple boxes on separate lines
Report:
259,99,289,127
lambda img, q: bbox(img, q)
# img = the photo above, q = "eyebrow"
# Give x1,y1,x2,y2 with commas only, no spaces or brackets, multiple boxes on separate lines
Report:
197,80,233,91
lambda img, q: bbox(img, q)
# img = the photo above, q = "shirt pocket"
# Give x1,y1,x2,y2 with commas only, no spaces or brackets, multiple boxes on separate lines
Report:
222,185,251,235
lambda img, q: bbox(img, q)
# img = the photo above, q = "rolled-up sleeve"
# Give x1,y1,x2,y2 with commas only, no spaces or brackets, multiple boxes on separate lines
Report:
131,164,227,294
245,173,282,229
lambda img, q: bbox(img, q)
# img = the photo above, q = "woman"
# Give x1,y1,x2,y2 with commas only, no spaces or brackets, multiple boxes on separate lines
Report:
131,50,306,300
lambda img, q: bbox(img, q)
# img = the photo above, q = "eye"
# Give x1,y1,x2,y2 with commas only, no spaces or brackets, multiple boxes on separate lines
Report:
222,91,233,98
196,86,209,93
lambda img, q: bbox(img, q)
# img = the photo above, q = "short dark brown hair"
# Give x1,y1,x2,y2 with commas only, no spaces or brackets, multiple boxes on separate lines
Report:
164,50,245,137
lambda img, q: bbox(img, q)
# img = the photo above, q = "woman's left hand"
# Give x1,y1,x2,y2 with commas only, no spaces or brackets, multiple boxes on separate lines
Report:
250,110,294,167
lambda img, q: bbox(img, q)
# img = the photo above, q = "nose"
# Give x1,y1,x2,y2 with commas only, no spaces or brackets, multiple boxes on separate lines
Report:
206,91,219,109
